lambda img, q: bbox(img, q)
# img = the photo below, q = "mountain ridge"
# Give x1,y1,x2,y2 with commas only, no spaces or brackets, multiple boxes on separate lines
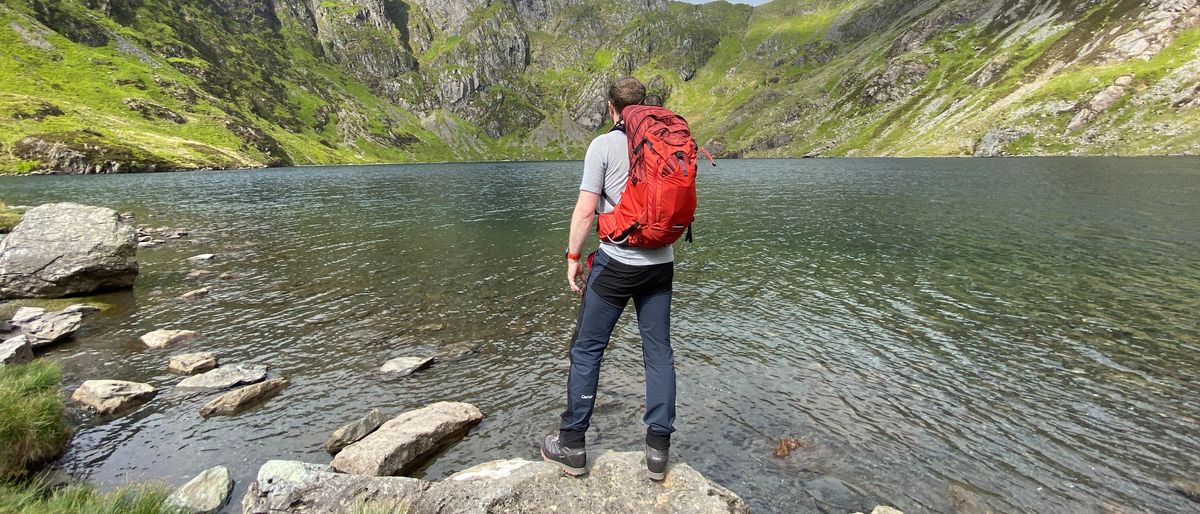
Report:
1,0,1198,174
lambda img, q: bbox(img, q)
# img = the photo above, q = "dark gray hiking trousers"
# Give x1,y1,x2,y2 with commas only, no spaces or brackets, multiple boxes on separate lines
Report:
558,248,676,451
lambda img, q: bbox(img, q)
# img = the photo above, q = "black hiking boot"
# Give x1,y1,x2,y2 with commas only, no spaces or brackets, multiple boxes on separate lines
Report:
645,445,668,481
540,434,587,476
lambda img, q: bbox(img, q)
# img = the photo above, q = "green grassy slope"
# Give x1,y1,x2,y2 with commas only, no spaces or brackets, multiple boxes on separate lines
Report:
1,0,1197,174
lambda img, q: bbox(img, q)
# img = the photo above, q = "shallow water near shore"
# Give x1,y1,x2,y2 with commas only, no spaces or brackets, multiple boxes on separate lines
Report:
2,157,1199,513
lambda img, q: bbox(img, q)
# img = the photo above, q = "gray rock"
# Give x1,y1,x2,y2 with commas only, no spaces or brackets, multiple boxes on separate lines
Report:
974,127,1027,158
180,287,210,300
10,306,46,325
245,451,748,514
324,408,387,455
241,460,427,514
71,380,156,415
166,465,233,514
199,377,288,418
330,402,484,476
0,203,138,299
22,310,84,349
176,364,268,391
852,507,905,514
379,356,435,377
187,254,216,263
416,452,748,513
141,329,200,349
168,352,218,374
0,335,34,365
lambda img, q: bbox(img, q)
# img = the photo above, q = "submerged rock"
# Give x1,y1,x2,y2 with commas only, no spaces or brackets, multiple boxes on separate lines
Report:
330,402,483,476
176,364,268,390
802,476,874,514
379,356,435,377
0,203,139,299
180,287,211,300
168,352,218,374
244,451,748,514
166,465,233,514
141,329,200,349
199,377,288,418
324,408,387,455
71,380,156,415
186,270,217,281
1172,479,1200,503
0,335,34,365
187,254,216,263
62,303,101,316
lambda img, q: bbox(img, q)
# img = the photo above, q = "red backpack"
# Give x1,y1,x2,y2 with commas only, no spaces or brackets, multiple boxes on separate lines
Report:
597,104,711,248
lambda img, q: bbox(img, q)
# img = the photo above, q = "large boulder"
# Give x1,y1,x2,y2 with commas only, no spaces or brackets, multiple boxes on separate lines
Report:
71,380,156,415
199,377,288,418
324,408,387,455
242,460,428,514
242,452,748,514
166,465,233,514
0,335,34,365
330,402,483,476
0,203,138,299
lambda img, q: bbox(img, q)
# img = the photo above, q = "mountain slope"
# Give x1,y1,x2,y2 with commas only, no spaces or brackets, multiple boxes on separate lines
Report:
1,0,1197,174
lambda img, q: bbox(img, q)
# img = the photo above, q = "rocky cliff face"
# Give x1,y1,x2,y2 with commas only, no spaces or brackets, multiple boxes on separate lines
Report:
1,0,1197,173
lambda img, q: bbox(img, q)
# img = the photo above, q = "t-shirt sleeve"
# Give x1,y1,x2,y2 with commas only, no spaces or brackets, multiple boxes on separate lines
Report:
580,138,606,194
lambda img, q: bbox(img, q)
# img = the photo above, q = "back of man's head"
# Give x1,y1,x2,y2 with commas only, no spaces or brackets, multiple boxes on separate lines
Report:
608,77,646,113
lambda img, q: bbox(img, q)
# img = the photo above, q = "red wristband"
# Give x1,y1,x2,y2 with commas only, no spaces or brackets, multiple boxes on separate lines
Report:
565,252,581,261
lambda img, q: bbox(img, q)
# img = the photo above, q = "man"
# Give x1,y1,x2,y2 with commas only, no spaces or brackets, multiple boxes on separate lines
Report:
540,76,676,481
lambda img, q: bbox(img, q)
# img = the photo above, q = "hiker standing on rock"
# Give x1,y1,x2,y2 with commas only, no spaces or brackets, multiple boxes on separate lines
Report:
541,76,705,481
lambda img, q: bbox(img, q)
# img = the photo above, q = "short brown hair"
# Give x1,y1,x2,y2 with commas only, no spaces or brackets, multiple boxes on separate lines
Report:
608,77,646,112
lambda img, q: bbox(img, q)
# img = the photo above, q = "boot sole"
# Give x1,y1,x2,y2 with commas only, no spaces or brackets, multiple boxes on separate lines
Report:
645,469,666,481
541,449,587,477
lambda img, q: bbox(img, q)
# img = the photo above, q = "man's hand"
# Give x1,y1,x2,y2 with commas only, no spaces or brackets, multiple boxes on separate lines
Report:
567,259,585,295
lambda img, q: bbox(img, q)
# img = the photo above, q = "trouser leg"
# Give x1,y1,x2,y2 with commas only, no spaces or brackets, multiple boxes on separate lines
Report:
634,289,675,450
558,288,625,447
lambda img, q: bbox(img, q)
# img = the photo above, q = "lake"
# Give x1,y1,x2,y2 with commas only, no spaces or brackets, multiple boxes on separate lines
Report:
1,158,1198,513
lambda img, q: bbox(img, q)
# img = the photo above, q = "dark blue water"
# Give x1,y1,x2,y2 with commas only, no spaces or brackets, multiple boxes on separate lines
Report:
2,157,1198,513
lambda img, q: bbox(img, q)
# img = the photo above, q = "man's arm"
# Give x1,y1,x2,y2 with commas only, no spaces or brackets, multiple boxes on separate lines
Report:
566,190,600,294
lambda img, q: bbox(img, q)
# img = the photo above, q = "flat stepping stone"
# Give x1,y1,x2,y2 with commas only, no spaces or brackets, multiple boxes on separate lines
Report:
199,377,288,418
141,329,200,349
22,310,84,349
177,364,268,391
169,352,218,374
325,408,387,455
330,402,483,476
72,380,157,415
379,356,434,377
166,465,232,514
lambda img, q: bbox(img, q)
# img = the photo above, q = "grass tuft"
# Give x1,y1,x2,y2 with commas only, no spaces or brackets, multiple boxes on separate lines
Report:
0,482,182,514
0,361,71,482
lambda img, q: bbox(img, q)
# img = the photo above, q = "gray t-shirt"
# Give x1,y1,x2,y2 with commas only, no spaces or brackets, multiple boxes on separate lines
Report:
579,130,674,266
